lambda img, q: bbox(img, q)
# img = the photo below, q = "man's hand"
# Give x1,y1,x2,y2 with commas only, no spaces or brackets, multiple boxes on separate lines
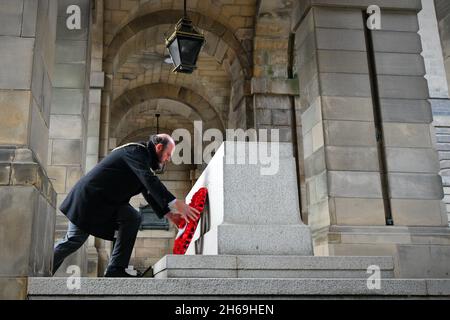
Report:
168,199,200,223
165,212,184,228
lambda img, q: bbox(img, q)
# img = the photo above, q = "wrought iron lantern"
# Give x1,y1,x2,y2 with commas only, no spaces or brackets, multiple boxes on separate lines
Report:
165,0,205,74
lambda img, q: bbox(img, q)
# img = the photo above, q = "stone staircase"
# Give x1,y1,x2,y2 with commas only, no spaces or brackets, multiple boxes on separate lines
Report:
152,255,395,279
32,141,450,299
27,255,450,299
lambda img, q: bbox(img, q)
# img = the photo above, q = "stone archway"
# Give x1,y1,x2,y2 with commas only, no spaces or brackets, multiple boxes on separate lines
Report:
114,98,201,146
105,10,252,78
102,6,255,132
96,0,261,276
111,82,225,132
112,60,230,127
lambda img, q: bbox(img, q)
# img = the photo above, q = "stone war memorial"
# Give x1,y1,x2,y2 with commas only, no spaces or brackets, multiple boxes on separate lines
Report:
1,0,450,300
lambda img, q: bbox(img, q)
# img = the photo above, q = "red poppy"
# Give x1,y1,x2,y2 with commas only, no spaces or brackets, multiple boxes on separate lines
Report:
173,187,208,254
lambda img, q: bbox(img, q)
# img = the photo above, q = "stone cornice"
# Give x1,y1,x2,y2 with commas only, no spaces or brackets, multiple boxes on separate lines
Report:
292,0,422,32
0,147,57,207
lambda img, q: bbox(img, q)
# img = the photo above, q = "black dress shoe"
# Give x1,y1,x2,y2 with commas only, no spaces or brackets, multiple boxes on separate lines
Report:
104,266,138,278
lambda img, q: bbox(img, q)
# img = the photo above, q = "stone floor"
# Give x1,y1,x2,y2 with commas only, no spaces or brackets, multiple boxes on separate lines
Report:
28,254,450,300
28,277,450,299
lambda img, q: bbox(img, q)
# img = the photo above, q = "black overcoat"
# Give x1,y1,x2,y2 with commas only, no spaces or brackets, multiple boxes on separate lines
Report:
59,141,176,240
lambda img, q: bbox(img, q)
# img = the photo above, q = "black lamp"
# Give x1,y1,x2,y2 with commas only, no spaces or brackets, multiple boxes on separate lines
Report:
165,0,205,74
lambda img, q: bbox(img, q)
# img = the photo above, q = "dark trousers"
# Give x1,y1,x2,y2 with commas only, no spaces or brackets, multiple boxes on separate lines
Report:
53,205,141,275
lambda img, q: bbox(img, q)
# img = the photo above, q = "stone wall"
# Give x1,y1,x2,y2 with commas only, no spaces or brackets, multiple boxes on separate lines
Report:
0,0,58,299
431,0,450,225
47,0,93,276
0,0,57,165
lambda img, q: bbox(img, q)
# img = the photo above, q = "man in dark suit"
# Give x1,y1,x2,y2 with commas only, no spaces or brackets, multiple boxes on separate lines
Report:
53,134,199,277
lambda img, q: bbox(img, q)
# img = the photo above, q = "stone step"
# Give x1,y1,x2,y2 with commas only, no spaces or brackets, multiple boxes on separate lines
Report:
153,255,395,279
27,277,450,299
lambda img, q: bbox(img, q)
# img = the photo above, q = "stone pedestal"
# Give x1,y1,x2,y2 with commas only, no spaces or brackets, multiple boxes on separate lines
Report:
48,0,97,277
0,148,56,299
185,141,313,256
153,254,394,279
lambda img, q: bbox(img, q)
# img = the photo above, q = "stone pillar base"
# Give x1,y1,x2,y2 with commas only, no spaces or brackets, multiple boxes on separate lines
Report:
153,254,395,279
0,147,57,299
317,225,450,278
202,224,312,255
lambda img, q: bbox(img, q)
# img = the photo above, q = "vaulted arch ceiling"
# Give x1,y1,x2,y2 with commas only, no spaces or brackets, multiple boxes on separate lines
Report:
111,82,224,132
107,0,256,38
119,126,177,145
104,9,253,77
110,22,234,121
113,50,230,123
114,98,199,144
103,0,257,140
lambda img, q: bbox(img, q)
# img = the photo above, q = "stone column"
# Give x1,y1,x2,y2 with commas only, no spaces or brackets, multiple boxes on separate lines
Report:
252,0,308,221
373,6,445,227
95,0,116,275
85,0,104,277
295,4,385,254
48,0,92,277
86,0,104,173
293,0,450,277
435,1,450,95
0,0,58,299
252,2,295,144
433,0,450,225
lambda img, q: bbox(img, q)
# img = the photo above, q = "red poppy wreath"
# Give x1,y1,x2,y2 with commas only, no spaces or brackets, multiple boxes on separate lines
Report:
173,187,208,254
